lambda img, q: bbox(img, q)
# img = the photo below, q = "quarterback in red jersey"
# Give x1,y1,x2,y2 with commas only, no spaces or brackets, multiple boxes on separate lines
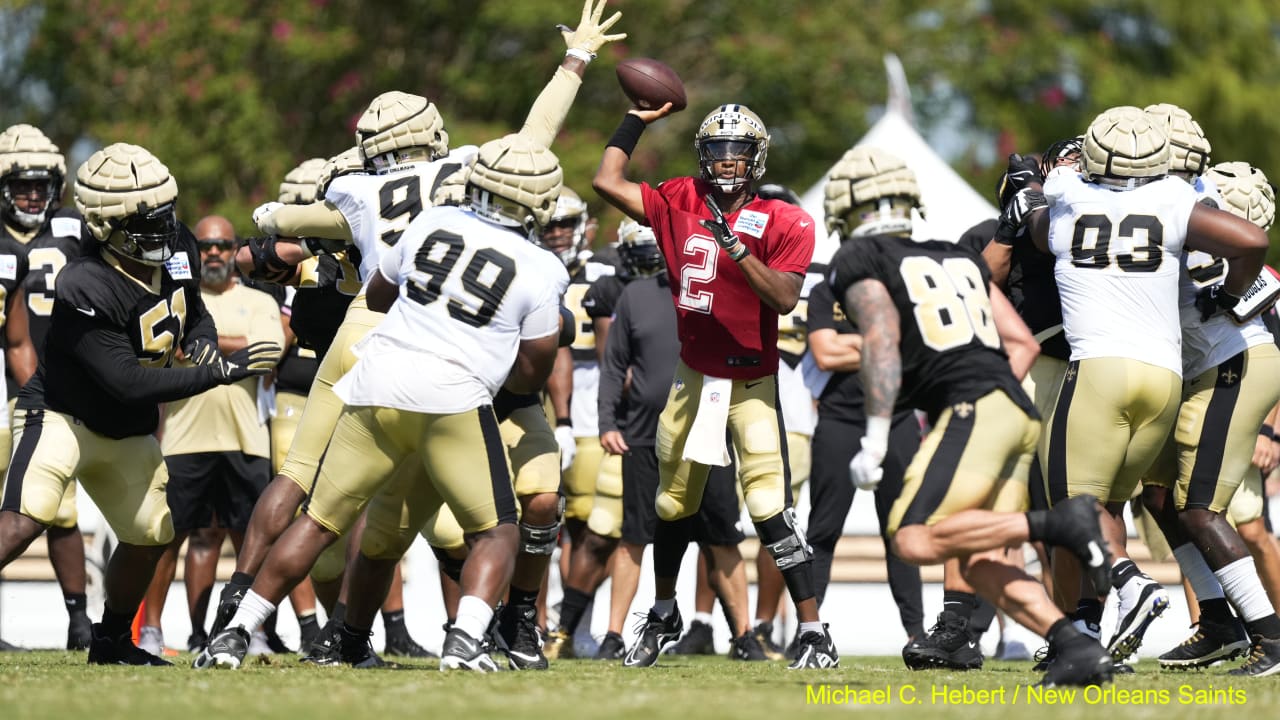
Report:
595,102,833,669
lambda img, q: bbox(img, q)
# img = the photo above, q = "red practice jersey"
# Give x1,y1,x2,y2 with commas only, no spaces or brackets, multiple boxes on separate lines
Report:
641,177,815,379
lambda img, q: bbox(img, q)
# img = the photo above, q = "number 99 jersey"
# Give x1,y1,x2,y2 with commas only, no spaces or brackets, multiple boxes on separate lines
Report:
1044,170,1198,376
826,234,1034,420
334,205,570,415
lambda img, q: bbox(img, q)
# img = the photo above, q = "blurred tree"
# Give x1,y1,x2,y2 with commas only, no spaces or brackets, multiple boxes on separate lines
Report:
4,0,1279,259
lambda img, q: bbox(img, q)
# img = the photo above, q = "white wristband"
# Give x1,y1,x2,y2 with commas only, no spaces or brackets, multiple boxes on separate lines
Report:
565,48,595,63
864,415,891,454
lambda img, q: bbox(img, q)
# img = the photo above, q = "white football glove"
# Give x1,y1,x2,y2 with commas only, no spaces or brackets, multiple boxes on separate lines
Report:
558,0,626,59
555,425,577,472
253,201,284,235
849,417,891,492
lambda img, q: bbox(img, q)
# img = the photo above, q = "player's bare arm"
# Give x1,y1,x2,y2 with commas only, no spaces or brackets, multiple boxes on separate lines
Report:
547,345,573,420
1185,202,1269,296
593,105,674,221
364,270,399,314
5,287,36,386
989,282,1039,381
982,238,1013,289
738,261,803,314
842,278,901,420
808,328,862,373
507,334,561,395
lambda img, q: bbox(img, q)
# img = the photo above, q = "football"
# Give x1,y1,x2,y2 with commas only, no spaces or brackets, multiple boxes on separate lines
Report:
616,58,687,112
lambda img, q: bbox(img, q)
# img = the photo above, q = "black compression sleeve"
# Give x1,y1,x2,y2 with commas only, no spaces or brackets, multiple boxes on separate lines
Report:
70,317,220,404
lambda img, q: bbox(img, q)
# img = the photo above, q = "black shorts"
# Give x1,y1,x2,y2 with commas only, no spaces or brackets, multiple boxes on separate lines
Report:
620,446,745,546
165,451,270,533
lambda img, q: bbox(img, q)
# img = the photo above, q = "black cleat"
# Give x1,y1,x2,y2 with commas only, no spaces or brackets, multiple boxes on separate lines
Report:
439,626,503,672
192,627,250,669
1227,635,1280,677
594,631,626,660
337,626,385,669
729,631,769,661
498,603,547,670
783,627,803,661
1045,495,1113,593
264,625,293,655
67,613,92,651
384,629,437,659
299,619,343,666
623,609,683,668
788,624,839,669
209,582,249,638
752,621,786,661
666,617,712,656
1107,575,1169,662
187,628,209,653
88,624,172,666
1159,618,1250,669
1032,643,1056,672
902,611,982,670
1038,635,1113,687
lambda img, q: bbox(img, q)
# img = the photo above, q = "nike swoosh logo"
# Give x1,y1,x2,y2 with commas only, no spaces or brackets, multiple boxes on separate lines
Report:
76,307,96,317
745,380,763,389
508,650,541,662
800,221,811,228
1087,541,1105,567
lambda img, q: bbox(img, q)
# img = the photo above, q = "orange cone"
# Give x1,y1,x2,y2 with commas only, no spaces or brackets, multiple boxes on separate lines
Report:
131,601,145,645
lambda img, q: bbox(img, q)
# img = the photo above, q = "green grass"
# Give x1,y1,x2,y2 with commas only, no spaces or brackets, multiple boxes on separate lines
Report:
0,652,1273,720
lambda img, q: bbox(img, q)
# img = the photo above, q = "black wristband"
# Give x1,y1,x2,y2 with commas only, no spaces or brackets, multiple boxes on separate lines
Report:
606,114,646,157
556,417,572,428
1261,424,1275,438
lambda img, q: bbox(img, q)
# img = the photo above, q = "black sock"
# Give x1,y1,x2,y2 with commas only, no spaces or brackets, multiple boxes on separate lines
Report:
1109,559,1141,589
331,602,347,624
299,613,320,634
509,585,540,610
1198,598,1235,625
1074,598,1103,627
654,517,693,578
942,591,977,621
228,572,254,592
64,592,88,618
341,621,371,637
1245,614,1280,639
810,545,835,608
100,606,133,639
382,608,406,635
559,586,594,635
970,598,997,637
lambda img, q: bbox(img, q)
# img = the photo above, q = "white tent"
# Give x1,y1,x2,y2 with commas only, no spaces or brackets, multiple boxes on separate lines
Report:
799,54,998,263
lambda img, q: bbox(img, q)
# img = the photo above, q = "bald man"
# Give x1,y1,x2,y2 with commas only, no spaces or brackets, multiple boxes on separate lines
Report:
137,216,287,657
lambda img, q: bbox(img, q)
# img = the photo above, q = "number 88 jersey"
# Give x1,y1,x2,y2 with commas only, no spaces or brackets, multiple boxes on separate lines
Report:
827,233,1033,419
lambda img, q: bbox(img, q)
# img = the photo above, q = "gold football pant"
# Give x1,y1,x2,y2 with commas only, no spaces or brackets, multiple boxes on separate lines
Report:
0,398,76,528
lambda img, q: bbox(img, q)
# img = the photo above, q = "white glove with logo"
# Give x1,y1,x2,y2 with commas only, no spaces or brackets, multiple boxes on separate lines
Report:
253,201,284,235
849,416,891,492
555,425,577,472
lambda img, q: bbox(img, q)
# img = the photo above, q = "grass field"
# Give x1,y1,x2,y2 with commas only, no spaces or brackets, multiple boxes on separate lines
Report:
0,651,1272,720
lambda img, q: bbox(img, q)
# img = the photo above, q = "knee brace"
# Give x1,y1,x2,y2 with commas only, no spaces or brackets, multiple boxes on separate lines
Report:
430,545,465,582
756,508,815,602
519,519,561,556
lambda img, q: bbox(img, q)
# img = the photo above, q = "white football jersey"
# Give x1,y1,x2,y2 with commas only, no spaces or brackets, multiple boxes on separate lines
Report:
335,205,570,414
325,146,478,283
1046,171,1198,376
1177,176,1274,377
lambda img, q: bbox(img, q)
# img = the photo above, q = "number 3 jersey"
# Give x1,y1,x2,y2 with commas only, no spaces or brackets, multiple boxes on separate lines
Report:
826,234,1034,420
641,176,814,380
334,205,570,414
1044,170,1198,376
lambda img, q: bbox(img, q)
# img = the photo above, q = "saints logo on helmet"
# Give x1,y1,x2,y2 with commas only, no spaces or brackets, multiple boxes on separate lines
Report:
617,219,663,278
540,186,590,267
0,124,66,231
75,143,180,266
1081,106,1170,185
356,91,449,174
1205,161,1276,231
695,104,769,193
823,147,922,239
466,134,562,238
278,158,327,205
1143,103,1211,179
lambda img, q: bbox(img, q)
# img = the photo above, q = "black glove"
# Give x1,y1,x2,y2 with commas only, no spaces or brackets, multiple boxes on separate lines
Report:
996,153,1044,207
1195,285,1241,322
700,196,748,261
994,187,1048,245
210,341,281,384
182,336,219,366
243,236,298,284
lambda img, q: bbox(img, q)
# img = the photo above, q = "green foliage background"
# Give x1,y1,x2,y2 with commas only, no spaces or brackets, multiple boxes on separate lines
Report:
4,0,1280,256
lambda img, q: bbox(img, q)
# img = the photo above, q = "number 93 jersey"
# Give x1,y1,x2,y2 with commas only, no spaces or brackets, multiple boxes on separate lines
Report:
323,146,478,283
1045,170,1199,376
827,234,1034,420
334,205,570,415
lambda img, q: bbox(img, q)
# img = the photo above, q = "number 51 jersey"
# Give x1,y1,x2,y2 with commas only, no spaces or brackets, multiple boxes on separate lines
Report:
1045,171,1198,376
826,234,1034,421
335,205,570,415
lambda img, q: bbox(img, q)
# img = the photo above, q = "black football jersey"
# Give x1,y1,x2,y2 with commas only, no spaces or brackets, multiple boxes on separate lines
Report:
582,273,626,321
0,234,30,334
289,248,362,358
827,234,1035,420
563,260,617,363
19,227,222,438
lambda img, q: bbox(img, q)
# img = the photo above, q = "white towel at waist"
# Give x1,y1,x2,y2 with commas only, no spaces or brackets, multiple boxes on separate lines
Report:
681,375,732,466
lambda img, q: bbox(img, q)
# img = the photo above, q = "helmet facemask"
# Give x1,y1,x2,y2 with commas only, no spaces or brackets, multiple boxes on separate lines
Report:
107,202,179,266
2,170,59,230
698,139,761,194
618,220,663,278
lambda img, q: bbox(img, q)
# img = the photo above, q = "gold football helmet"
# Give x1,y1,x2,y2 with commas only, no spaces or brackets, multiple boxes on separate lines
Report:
695,104,769,193
466,134,562,237
75,143,180,266
823,146,922,239
1205,161,1275,231
1143,103,1211,179
356,91,448,173
1081,106,1170,184
0,124,66,230
278,158,327,205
